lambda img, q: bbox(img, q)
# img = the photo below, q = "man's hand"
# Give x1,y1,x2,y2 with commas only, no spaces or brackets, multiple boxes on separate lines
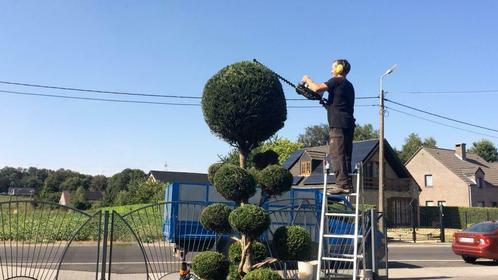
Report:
301,75,312,84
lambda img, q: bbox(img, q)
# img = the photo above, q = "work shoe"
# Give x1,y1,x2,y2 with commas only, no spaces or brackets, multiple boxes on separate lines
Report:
326,185,352,194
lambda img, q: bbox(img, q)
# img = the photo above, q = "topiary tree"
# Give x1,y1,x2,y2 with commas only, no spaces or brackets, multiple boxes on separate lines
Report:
272,225,312,261
199,61,292,278
191,251,229,280
229,241,268,264
200,203,233,233
242,268,283,280
202,61,286,169
258,165,293,196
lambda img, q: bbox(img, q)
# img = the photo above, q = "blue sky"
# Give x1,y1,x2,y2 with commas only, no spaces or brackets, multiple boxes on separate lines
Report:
1,1,497,175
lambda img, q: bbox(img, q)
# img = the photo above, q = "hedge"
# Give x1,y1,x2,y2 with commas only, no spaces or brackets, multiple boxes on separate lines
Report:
419,206,498,229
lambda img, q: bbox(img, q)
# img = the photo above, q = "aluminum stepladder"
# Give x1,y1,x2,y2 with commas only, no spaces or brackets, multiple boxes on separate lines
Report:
316,161,365,280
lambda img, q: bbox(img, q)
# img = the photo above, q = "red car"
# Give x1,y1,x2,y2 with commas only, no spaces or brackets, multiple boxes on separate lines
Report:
452,221,498,263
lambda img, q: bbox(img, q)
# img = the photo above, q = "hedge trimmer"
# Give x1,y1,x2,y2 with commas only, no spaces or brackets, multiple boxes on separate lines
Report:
252,59,328,106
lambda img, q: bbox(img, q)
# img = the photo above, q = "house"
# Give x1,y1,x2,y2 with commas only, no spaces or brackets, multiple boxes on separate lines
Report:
283,139,420,226
59,190,103,206
405,143,498,207
8,187,35,196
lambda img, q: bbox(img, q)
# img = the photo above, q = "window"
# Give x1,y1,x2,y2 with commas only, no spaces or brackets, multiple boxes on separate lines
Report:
300,161,311,176
492,202,497,207
476,201,485,207
437,200,447,206
365,161,379,178
424,174,433,187
477,177,484,188
425,200,434,206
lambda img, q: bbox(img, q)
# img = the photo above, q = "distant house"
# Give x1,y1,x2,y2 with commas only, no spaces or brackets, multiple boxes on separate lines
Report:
59,190,103,206
283,139,420,226
405,143,498,207
8,187,35,196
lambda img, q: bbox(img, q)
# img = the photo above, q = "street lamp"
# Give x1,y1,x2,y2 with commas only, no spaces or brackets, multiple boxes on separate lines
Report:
379,64,398,232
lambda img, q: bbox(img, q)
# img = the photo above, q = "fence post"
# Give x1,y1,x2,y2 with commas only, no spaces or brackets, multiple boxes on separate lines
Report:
464,211,468,229
370,209,378,276
439,205,445,243
411,203,416,243
101,211,110,280
487,210,490,221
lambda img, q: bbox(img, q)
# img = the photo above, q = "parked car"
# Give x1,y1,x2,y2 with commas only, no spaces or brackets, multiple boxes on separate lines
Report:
452,221,498,263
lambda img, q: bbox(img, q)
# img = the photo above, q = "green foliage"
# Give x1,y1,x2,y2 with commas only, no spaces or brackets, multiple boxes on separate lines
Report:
258,165,292,196
297,124,328,148
419,206,498,229
208,162,223,185
60,176,91,191
105,169,147,204
90,175,108,192
200,203,233,233
242,268,283,280
213,164,256,202
71,186,91,210
227,264,241,280
469,139,498,162
134,180,165,203
228,241,268,264
272,226,312,261
354,123,379,141
260,136,303,165
229,204,270,238
202,61,287,154
253,150,279,170
399,133,437,162
191,251,229,280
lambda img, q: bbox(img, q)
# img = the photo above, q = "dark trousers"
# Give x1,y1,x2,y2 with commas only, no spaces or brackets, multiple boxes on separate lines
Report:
329,127,354,188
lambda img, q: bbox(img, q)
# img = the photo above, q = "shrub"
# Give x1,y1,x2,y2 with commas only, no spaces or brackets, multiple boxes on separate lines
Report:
214,164,256,202
208,162,223,185
202,61,287,154
227,264,241,280
229,204,270,238
200,203,233,233
191,251,229,280
228,241,268,263
242,268,283,280
272,226,312,261
252,150,279,170
258,165,293,196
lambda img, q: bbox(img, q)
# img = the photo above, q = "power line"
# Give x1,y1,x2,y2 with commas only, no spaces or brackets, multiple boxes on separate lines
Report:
385,106,498,140
385,98,498,133
0,88,377,109
0,79,377,101
389,89,498,95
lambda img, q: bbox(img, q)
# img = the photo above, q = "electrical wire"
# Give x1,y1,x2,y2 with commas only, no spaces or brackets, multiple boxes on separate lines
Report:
0,88,377,109
0,79,377,102
385,106,498,139
389,89,498,95
385,98,498,133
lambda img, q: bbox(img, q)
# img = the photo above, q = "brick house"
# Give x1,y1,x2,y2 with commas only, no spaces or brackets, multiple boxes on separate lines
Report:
284,139,420,226
405,143,498,207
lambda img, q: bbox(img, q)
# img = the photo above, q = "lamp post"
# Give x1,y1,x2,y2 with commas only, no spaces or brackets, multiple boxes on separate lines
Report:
379,64,398,232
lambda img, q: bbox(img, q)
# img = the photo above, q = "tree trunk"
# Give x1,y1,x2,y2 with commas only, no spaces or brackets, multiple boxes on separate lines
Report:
239,149,248,169
238,234,253,277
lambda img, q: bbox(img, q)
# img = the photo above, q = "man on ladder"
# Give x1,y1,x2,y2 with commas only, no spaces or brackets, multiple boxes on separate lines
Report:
301,59,356,193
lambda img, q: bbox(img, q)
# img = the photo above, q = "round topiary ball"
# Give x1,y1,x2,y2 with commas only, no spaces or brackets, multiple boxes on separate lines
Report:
214,164,256,202
202,61,287,152
200,203,233,233
228,241,269,264
227,264,241,280
191,251,229,280
229,204,270,238
252,150,279,170
258,165,293,196
272,226,312,261
242,268,283,280
208,162,223,185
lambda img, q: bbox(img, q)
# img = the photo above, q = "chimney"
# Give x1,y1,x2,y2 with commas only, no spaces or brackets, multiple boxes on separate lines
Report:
455,143,466,160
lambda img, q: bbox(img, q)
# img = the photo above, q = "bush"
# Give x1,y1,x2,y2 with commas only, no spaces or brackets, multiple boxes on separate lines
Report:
208,162,223,185
229,204,270,238
191,251,229,280
227,264,241,280
242,268,283,280
228,241,268,264
214,164,256,202
272,226,312,261
200,203,233,233
258,165,293,196
202,61,287,153
253,150,279,170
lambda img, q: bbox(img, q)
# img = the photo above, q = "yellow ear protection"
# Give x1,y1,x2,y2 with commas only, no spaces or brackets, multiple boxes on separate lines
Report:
335,63,344,74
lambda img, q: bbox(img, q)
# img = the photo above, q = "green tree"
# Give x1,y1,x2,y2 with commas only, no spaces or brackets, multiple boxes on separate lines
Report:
399,133,437,162
260,136,303,165
354,123,379,141
297,124,328,148
469,139,498,162
90,175,108,192
105,169,146,204
60,176,91,191
135,180,165,203
71,186,91,210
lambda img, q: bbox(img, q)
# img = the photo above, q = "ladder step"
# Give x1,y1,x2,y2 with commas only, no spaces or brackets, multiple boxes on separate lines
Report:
323,234,362,239
329,253,364,259
325,213,356,217
322,257,355,262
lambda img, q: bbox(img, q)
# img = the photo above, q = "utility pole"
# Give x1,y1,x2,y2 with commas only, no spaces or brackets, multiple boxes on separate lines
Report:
379,64,398,232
